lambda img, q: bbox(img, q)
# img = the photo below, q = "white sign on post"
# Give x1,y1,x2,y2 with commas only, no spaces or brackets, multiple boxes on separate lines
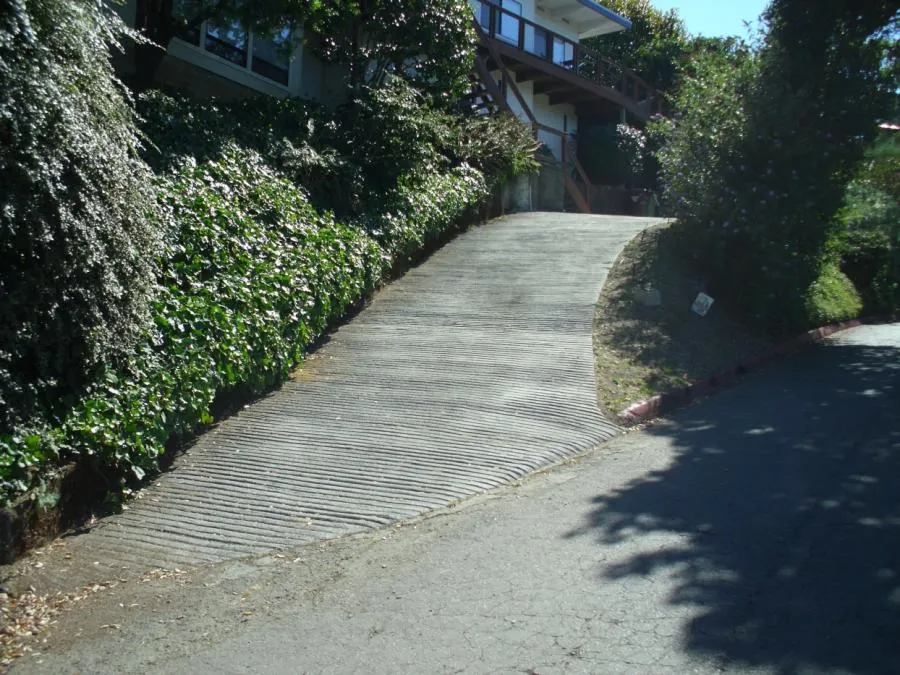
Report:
691,292,714,317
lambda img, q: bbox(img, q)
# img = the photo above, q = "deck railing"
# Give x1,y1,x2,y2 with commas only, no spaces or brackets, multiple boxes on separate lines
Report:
472,0,667,116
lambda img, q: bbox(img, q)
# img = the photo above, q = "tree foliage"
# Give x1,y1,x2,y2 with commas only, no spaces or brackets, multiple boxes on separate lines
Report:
654,0,897,331
582,0,689,93
136,0,476,102
1,76,538,503
834,132,900,312
303,0,477,102
0,0,160,433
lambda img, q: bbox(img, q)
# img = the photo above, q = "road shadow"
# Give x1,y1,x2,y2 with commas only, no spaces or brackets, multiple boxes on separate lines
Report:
570,335,900,674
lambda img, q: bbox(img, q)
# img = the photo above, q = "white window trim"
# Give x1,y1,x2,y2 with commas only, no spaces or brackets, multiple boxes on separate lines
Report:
167,22,304,97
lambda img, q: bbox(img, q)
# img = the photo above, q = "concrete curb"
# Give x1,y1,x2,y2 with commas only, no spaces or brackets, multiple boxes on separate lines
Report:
618,314,900,425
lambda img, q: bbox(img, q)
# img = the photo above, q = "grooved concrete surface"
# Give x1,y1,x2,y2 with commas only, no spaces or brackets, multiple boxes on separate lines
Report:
70,213,656,569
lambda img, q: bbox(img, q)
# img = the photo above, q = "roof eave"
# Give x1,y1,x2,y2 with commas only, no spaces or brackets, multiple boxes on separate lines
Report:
577,0,632,34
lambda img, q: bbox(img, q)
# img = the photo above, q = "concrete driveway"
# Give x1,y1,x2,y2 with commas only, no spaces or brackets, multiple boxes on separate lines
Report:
42,213,656,572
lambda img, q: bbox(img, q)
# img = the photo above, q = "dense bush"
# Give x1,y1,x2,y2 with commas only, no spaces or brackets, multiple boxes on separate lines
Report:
0,71,535,503
0,144,491,499
652,50,758,277
332,81,538,214
654,1,895,332
371,166,488,260
1,0,539,503
450,114,541,185
804,264,864,326
578,123,655,189
139,82,537,220
137,91,350,212
0,0,160,433
832,133,900,312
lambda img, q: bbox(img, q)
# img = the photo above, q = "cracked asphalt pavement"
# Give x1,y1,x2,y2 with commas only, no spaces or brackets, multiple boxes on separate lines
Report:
14,323,900,674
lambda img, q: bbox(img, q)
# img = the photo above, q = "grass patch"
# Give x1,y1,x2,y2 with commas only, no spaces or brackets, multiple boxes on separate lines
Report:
593,223,776,417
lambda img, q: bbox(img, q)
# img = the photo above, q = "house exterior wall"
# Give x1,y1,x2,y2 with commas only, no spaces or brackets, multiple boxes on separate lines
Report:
502,72,535,123
534,6,581,41
112,0,342,104
491,65,578,163
163,36,304,99
471,0,581,53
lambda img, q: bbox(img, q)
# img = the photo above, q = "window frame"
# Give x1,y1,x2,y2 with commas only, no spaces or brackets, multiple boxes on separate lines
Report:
497,0,523,45
169,16,299,95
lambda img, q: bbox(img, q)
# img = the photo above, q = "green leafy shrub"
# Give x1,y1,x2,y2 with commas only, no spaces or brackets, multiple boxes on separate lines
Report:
0,0,160,433
445,114,540,185
332,82,450,208
578,123,655,189
804,264,864,326
652,49,759,288
373,166,489,260
137,90,321,170
2,147,385,496
2,44,537,504
833,179,899,311
137,90,351,211
834,132,900,312
0,140,492,502
139,84,537,221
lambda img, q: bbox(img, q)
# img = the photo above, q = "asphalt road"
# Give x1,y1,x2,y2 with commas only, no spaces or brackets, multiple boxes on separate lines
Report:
17,323,900,674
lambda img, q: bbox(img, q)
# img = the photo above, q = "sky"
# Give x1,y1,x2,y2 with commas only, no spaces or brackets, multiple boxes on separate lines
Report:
649,0,769,38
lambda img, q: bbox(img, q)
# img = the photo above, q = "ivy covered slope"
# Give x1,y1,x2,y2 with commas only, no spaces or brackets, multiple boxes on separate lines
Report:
0,8,538,503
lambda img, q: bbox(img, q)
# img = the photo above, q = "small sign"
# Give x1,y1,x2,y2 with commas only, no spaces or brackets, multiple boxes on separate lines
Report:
691,292,714,317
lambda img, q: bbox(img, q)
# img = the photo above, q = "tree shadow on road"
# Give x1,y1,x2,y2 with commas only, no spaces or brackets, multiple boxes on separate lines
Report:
570,338,900,674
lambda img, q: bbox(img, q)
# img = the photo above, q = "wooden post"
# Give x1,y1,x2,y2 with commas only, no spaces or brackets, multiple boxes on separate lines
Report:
518,11,525,51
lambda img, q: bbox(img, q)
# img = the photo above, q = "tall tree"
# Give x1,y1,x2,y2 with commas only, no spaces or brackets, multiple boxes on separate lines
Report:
655,0,899,329
306,0,475,101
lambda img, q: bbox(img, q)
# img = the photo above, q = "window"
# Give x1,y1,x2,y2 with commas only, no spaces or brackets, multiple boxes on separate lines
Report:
527,25,549,58
499,0,522,44
553,37,575,69
251,27,291,86
205,18,248,67
171,3,292,88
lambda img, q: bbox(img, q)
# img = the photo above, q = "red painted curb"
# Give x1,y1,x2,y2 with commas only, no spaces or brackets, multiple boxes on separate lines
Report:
617,314,900,425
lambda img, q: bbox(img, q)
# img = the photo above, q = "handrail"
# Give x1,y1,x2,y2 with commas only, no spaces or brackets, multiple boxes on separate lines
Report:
561,135,591,213
472,0,668,117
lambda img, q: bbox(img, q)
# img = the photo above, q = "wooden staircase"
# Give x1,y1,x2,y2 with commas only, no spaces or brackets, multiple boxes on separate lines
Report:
466,20,593,214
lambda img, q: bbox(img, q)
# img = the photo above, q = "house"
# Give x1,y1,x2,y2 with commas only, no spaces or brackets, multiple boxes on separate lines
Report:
468,0,666,212
113,0,346,106
113,0,660,213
